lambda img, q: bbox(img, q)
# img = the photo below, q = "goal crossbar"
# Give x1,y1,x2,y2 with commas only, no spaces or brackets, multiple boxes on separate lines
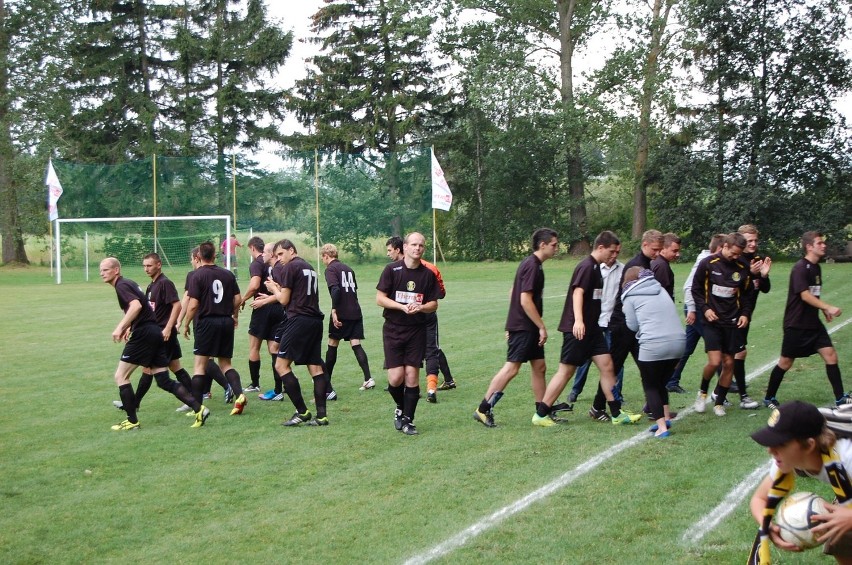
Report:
54,215,231,284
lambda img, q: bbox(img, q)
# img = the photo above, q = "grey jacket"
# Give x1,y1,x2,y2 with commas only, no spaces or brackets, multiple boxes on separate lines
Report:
622,275,686,362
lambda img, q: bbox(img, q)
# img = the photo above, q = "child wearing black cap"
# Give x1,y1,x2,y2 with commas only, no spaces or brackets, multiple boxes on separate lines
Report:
748,400,852,563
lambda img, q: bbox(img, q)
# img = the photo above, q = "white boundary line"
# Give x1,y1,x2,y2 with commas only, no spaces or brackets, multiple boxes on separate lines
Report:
402,317,852,564
682,317,852,544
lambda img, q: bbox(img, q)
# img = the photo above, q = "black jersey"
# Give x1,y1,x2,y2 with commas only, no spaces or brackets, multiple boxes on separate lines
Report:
376,260,440,326
145,273,180,329
505,254,545,333
280,256,323,319
187,264,241,318
784,258,822,330
610,251,653,328
324,259,362,320
183,269,195,292
558,255,603,333
115,276,157,330
245,255,267,300
650,256,675,300
691,253,754,327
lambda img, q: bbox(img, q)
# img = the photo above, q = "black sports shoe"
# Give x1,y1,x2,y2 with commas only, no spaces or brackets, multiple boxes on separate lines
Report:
473,409,496,428
282,411,312,426
588,407,611,422
400,418,418,435
306,417,329,426
667,385,687,394
550,402,574,413
437,380,456,390
426,391,437,403
568,392,578,403
394,408,404,431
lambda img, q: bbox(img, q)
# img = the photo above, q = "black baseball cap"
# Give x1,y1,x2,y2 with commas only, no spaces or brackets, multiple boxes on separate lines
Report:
751,400,826,447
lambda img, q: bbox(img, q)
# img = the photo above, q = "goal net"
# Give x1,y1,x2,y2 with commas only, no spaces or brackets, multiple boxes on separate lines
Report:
54,215,232,284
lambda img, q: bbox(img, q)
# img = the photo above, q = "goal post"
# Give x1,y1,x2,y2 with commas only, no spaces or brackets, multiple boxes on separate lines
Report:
54,215,231,284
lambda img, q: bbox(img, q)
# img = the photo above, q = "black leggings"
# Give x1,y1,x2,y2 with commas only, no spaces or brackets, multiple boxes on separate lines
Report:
637,358,679,421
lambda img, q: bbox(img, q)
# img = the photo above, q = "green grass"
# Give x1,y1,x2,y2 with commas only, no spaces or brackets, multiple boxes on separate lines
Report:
0,259,849,564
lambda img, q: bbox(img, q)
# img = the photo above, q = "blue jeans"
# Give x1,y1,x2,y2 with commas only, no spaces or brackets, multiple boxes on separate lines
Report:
570,328,624,402
666,307,704,389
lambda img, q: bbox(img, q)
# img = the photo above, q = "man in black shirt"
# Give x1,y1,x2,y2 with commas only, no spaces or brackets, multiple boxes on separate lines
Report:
100,257,203,430
376,232,441,435
264,240,329,426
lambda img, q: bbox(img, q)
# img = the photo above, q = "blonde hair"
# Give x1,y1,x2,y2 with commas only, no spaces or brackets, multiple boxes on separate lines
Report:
321,243,338,258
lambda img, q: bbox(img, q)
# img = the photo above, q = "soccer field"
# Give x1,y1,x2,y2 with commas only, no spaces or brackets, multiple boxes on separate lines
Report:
0,260,849,564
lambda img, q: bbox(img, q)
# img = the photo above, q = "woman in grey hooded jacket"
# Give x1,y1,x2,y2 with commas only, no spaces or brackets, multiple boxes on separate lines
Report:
622,267,686,437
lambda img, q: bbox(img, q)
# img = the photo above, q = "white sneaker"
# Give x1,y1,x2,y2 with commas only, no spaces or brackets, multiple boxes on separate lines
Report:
359,378,376,391
176,404,192,412
713,404,727,417
739,396,759,409
694,392,707,413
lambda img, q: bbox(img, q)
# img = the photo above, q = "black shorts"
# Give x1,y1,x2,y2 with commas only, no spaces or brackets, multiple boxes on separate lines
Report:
249,304,284,341
506,330,545,363
559,328,609,366
278,316,324,365
328,317,365,341
383,321,426,369
781,326,833,359
165,330,182,362
122,323,170,368
194,315,235,358
703,323,746,355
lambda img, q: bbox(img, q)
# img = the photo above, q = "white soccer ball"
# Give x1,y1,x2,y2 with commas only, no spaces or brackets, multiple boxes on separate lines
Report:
774,491,828,549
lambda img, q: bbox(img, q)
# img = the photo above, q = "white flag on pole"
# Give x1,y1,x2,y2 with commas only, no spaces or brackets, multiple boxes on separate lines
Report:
46,159,64,221
431,148,452,211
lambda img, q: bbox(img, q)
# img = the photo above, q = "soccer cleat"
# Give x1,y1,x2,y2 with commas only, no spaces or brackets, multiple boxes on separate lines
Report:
667,385,687,394
588,407,611,422
326,390,337,401
612,410,643,425
473,409,496,428
713,404,727,417
550,402,573,413
259,390,277,400
763,397,781,410
203,392,212,400
694,392,707,413
437,380,456,391
836,394,852,406
532,413,556,427
568,392,579,403
400,419,418,435
176,403,192,413
648,420,673,433
243,384,261,393
739,395,760,410
191,406,210,428
111,419,140,431
230,394,247,416
655,430,671,439
394,408,404,431
306,417,329,426
359,378,376,391
426,391,437,403
283,411,312,426
224,385,234,404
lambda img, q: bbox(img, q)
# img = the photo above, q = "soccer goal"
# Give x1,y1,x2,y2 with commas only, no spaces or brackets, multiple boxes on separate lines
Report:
54,215,231,284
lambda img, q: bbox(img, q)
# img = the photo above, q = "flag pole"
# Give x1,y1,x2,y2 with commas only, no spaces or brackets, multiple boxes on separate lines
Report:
315,148,320,268
432,208,437,263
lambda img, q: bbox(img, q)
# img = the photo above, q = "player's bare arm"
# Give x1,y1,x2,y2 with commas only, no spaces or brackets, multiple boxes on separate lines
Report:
163,300,181,341
519,291,547,346
571,286,585,340
113,299,142,342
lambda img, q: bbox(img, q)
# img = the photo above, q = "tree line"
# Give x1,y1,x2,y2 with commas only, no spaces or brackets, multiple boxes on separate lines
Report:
1,0,850,264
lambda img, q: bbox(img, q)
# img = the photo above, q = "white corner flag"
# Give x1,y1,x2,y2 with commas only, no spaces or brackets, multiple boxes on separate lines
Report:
46,159,64,221
431,148,452,211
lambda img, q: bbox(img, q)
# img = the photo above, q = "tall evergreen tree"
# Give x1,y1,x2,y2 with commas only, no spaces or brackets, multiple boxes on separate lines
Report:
288,0,449,235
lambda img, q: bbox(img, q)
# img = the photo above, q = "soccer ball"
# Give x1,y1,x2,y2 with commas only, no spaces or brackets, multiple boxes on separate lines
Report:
774,491,828,549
